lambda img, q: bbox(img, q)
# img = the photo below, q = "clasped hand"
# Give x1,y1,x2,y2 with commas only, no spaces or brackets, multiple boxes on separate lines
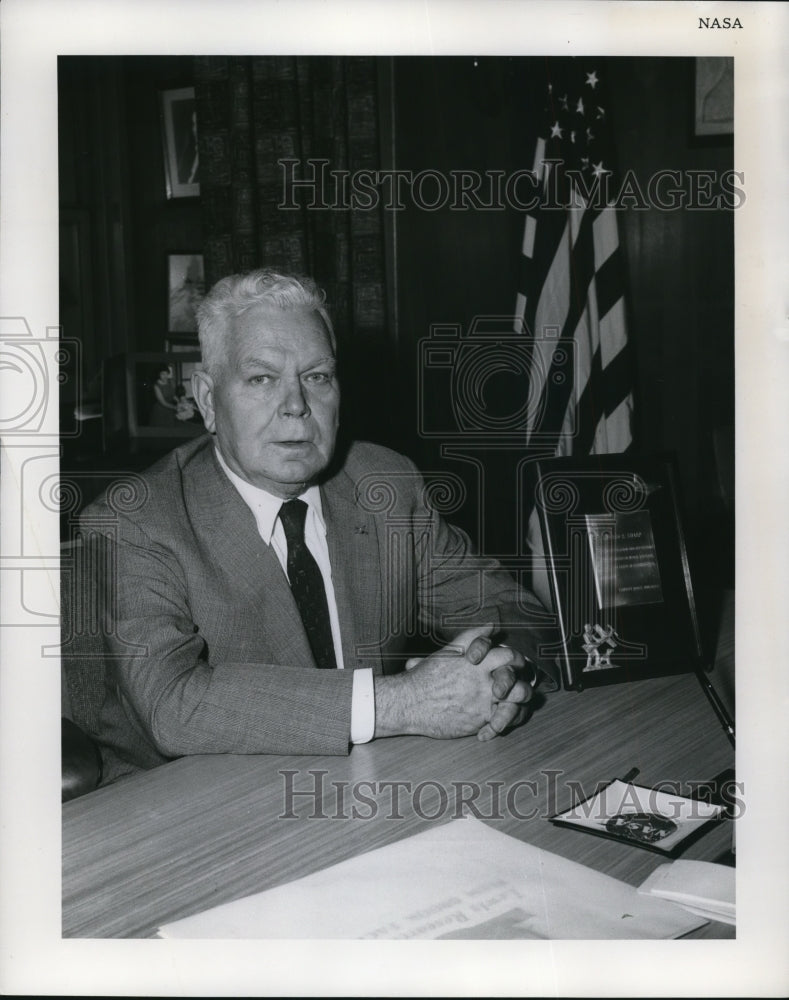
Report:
461,625,536,741
375,624,536,742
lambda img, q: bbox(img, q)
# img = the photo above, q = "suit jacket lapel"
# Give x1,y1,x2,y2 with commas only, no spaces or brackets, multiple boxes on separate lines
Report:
182,443,317,669
321,466,382,671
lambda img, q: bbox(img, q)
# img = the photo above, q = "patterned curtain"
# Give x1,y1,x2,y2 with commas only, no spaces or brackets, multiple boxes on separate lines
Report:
194,56,387,347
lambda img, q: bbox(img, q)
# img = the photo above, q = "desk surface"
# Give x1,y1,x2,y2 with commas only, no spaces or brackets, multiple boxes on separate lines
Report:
63,610,736,939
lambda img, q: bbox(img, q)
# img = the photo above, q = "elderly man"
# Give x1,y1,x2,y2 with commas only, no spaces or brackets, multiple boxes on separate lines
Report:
87,269,555,784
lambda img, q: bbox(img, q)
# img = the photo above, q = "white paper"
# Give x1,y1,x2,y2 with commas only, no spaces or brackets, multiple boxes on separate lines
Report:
638,860,735,925
159,817,706,939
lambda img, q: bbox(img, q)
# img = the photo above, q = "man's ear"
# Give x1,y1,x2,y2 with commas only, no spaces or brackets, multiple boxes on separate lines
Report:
192,370,216,433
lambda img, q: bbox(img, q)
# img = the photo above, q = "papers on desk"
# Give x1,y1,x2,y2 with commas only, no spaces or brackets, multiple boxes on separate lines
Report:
158,817,707,939
638,860,735,926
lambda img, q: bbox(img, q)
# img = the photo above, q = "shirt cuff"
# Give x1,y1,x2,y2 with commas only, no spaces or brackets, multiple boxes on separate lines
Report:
350,668,375,744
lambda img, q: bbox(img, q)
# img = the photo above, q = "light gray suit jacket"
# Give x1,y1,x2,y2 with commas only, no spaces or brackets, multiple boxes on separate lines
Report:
85,435,555,783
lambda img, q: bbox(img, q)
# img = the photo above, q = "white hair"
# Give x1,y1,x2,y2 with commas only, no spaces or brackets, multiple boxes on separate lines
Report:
196,268,335,375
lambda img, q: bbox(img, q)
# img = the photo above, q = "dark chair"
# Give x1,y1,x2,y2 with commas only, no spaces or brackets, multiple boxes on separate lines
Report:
62,717,102,802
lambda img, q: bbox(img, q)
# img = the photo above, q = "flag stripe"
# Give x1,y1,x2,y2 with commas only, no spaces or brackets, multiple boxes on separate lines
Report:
520,208,567,334
521,214,537,257
573,346,604,455
597,292,628,364
601,337,633,418
592,243,624,321
604,396,635,452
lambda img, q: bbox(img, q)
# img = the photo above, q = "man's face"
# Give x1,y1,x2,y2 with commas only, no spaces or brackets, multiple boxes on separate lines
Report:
195,303,340,497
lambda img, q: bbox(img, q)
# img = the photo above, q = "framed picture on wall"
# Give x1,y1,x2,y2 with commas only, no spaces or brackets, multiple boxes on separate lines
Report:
160,86,200,198
694,57,733,137
167,253,205,335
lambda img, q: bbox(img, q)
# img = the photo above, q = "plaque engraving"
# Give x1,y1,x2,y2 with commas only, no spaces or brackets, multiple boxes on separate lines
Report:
586,510,663,609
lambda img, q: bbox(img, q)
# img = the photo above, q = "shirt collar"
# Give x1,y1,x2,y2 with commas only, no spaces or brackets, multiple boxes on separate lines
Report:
214,445,325,544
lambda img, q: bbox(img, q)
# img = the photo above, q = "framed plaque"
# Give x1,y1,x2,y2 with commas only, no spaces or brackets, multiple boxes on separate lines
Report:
534,454,704,691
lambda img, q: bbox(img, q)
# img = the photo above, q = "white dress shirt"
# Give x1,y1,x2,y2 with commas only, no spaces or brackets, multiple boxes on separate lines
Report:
214,447,375,743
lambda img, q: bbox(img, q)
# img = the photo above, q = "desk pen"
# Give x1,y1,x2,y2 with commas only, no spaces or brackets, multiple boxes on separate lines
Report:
694,669,735,748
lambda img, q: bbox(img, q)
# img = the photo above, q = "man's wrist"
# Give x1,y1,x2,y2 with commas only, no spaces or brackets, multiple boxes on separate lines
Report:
373,673,418,739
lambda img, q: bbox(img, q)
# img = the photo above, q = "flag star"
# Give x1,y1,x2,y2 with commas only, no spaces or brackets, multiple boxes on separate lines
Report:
585,70,599,89
576,97,585,115
581,156,590,170
570,130,576,143
592,160,607,178
547,83,553,94
586,127,595,142
596,106,606,120
559,94,569,111
550,120,563,139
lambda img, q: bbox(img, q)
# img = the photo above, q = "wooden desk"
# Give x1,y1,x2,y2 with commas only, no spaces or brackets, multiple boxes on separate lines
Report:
63,663,735,939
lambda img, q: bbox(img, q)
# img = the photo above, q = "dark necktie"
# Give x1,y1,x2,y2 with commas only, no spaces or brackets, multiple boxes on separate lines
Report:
278,499,337,670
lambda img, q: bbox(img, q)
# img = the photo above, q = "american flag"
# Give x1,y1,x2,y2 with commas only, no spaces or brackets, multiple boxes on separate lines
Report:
515,60,635,608
515,59,634,457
